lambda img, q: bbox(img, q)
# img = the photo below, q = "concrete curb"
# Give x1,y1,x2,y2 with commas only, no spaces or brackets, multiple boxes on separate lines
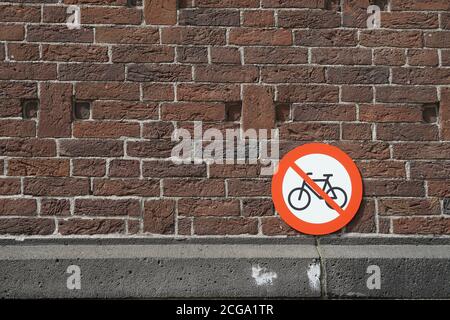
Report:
0,238,449,299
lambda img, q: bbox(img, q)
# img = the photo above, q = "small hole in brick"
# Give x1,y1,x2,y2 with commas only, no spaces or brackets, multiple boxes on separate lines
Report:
422,103,438,123
73,101,91,120
371,0,389,10
127,0,137,7
444,198,450,215
225,102,242,122
276,103,291,122
21,99,39,119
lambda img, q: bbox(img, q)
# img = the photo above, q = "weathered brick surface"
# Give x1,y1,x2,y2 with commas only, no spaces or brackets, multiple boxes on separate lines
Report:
0,1,449,237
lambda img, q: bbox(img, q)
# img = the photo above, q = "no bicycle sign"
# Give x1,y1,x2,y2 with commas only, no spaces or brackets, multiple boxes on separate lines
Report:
272,143,363,235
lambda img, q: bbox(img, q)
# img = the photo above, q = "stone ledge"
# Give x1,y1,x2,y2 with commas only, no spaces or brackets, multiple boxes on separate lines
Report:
0,238,449,299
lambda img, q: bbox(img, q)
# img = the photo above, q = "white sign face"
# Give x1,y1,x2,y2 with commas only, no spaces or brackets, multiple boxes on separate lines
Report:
281,153,352,224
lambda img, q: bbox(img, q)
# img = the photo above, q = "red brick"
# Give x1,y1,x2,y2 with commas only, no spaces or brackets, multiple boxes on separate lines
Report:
209,164,259,178
280,123,340,140
144,0,177,25
229,28,292,46
278,10,340,28
334,142,390,160
96,26,159,44
75,82,140,100
41,199,70,216
38,83,72,138
0,139,56,157
342,123,372,140
162,27,226,45
163,179,225,197
360,30,423,48
245,47,307,64
42,44,108,62
424,32,450,48
72,159,106,177
58,219,125,235
363,180,424,197
379,198,441,216
381,12,438,29
179,9,240,26
328,67,389,85
8,43,40,61
0,62,56,80
0,5,41,22
341,86,373,103
261,217,298,236
0,120,35,137
0,218,54,235
357,161,406,179
27,25,93,43
73,121,140,138
0,24,24,41
440,88,450,139
294,30,357,47
127,64,191,82
0,178,21,195
178,199,240,217
198,0,259,8
294,104,356,121
112,45,174,63
60,139,123,157
242,10,275,27
0,198,37,216
24,177,89,196
242,85,275,131
0,81,37,99
109,160,140,178
144,200,175,234
376,123,439,141
81,7,141,25
262,66,324,83
161,102,226,121
177,84,240,102
277,85,339,103
93,178,160,197
178,46,208,63
393,143,450,160
346,199,376,233
227,179,271,197
8,159,69,177
312,48,372,65
75,199,140,216
407,49,439,66
242,199,274,217
92,101,158,120
196,65,259,83
393,217,450,235
143,160,206,178
359,104,424,123
376,86,437,103
142,122,175,139
142,83,175,101
59,63,124,81
391,0,450,11
194,217,258,235
373,48,406,66
126,140,176,158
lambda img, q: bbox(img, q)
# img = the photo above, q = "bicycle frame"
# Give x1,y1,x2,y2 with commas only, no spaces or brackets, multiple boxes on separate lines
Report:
298,176,338,200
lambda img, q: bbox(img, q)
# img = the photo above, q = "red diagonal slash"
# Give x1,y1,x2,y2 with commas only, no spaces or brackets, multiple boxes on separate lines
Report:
290,162,346,216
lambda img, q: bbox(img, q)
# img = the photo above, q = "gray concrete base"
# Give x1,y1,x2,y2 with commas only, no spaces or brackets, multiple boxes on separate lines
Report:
0,238,449,299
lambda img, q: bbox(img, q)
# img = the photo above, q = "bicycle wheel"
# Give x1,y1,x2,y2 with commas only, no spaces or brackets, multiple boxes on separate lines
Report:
288,188,311,211
326,187,348,209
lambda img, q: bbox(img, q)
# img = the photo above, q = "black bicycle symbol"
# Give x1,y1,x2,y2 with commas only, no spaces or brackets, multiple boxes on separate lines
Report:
288,173,348,211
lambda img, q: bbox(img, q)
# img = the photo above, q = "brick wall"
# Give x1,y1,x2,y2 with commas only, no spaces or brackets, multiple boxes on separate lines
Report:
0,0,449,237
